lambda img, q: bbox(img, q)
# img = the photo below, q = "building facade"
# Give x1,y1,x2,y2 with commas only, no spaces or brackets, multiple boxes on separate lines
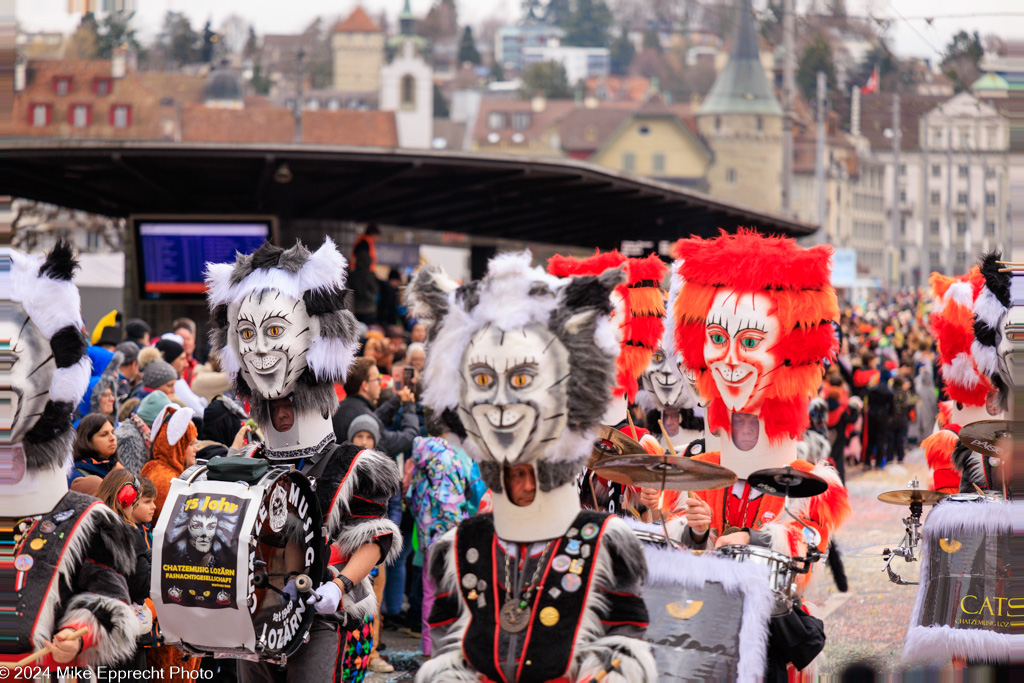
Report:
495,24,565,73
521,44,610,85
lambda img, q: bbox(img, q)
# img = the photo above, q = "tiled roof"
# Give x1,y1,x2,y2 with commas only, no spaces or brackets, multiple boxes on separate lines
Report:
471,97,576,145
302,110,397,147
333,7,380,34
558,108,632,152
585,76,653,102
181,105,295,143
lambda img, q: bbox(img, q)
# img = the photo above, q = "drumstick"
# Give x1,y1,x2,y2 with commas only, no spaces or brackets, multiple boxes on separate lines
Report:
626,411,638,441
972,483,986,496
0,627,89,668
657,420,677,457
590,657,623,682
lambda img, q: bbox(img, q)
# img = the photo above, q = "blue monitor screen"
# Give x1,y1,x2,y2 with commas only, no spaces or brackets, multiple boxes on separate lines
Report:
136,220,270,299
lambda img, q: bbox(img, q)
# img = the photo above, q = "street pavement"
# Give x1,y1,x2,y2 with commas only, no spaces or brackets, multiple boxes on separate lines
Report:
368,445,950,680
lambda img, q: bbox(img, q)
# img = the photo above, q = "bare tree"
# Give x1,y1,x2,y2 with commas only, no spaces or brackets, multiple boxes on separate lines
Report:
219,14,250,56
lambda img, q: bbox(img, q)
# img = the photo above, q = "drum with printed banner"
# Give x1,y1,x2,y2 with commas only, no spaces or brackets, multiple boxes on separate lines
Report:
151,463,325,663
903,498,1017,663
628,522,776,681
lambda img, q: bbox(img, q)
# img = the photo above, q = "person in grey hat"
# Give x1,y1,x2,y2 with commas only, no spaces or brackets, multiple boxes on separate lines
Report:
347,414,381,450
116,341,141,399
136,359,177,401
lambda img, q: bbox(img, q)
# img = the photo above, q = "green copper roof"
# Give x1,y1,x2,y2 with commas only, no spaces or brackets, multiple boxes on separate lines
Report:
699,0,782,117
400,0,414,19
971,72,1009,92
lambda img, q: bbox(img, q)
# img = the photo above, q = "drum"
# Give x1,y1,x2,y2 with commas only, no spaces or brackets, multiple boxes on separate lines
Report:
903,499,1013,663
714,544,796,617
151,465,325,663
627,520,775,681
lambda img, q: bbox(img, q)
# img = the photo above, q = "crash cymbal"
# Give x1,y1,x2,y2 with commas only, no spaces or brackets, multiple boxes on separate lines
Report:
748,467,827,499
958,420,1010,459
877,489,949,506
592,454,736,491
589,425,649,468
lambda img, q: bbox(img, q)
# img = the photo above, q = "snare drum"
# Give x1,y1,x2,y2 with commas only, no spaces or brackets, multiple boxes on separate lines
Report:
152,465,325,662
714,544,796,616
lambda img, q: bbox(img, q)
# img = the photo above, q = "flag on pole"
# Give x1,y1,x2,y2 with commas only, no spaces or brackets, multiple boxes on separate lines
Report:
861,66,879,94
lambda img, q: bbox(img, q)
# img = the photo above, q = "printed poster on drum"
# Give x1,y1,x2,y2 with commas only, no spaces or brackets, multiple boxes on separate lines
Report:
160,492,249,610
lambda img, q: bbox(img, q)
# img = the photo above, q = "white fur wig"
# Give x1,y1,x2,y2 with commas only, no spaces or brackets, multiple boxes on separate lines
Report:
407,251,623,492
205,238,360,426
972,252,1011,412
7,241,91,471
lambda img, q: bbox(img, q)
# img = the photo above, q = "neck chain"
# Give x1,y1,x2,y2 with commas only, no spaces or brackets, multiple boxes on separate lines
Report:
499,541,554,633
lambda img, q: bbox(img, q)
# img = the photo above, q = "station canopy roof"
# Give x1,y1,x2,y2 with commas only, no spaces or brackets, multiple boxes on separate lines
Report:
4,140,815,248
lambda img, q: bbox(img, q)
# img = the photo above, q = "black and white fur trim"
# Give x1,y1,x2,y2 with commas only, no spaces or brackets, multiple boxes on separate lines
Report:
324,449,403,565
33,501,137,656
407,251,623,469
571,517,657,682
903,500,1017,663
205,238,360,404
10,242,90,472
59,595,140,668
416,530,477,683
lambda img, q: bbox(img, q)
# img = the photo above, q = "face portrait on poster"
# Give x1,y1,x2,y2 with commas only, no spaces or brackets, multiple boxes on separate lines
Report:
161,492,247,610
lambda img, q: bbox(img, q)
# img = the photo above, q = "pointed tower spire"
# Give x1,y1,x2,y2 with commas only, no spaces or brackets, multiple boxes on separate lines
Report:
699,0,782,116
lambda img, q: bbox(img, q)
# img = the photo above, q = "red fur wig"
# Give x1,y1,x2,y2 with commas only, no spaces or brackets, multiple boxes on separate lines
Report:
549,250,668,401
928,268,990,406
671,229,839,442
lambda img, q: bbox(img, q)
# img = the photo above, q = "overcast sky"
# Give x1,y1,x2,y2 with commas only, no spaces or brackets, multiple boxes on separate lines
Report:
14,0,1024,61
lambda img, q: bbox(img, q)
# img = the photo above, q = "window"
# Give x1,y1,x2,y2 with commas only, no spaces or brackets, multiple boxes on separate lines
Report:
930,191,941,205
327,98,341,111
159,96,174,106
400,74,416,109
956,219,967,235
958,165,968,178
93,77,112,96
53,76,72,95
986,168,996,179
987,125,998,149
622,152,636,172
985,221,995,236
756,116,763,132
985,192,996,206
715,116,721,131
957,192,968,205
725,168,737,184
899,190,907,203
932,127,942,145
638,125,651,135
512,112,531,130
899,164,906,176
930,250,941,265
931,164,941,178
652,153,666,174
900,216,907,235
69,103,91,127
30,103,51,127
929,219,940,236
487,112,506,130
111,104,131,129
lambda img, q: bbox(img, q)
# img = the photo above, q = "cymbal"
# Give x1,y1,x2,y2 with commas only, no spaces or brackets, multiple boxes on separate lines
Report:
747,467,827,499
589,425,649,468
591,454,736,491
958,420,1009,458
877,489,949,506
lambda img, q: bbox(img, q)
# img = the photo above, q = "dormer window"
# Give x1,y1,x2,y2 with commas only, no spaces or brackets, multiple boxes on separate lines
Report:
93,77,113,96
488,112,507,130
53,76,73,96
512,112,531,130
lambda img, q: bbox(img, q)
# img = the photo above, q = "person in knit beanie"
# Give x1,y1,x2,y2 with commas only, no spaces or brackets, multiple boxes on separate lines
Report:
134,359,177,401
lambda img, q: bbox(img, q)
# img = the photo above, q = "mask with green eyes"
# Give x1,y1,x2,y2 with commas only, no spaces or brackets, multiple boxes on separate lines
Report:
231,290,320,400
703,290,781,415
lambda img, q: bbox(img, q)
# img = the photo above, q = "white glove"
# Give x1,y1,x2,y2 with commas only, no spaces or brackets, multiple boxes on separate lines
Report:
308,580,342,615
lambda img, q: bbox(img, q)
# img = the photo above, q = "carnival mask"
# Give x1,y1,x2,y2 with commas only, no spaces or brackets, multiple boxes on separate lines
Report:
640,347,692,410
704,290,781,414
459,322,571,465
1,308,56,446
231,291,320,400
188,513,218,553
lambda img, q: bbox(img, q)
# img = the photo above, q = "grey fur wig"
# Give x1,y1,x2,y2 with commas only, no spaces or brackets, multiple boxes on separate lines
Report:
204,238,360,425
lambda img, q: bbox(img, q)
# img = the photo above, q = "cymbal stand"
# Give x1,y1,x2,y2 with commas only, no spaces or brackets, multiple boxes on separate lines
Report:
882,477,923,585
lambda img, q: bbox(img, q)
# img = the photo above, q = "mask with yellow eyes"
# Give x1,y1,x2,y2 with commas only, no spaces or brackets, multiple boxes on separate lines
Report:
459,321,571,465
230,290,320,400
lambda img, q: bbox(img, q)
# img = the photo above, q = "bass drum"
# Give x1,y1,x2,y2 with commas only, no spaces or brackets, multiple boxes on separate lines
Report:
151,465,325,663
